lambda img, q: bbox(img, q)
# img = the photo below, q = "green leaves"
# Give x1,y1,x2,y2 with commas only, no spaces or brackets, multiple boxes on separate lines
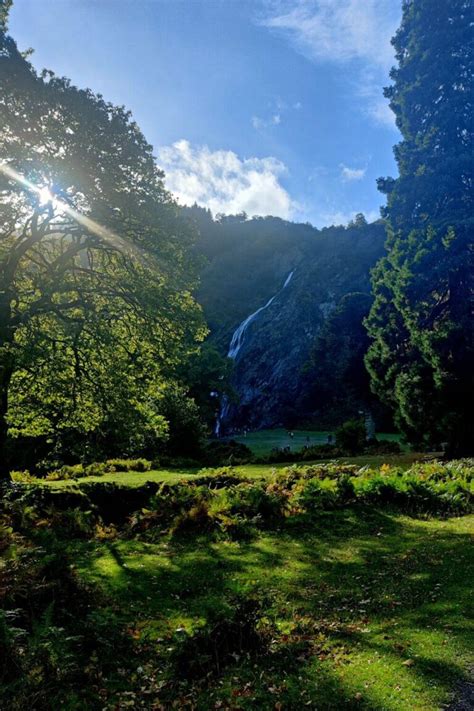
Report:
0,26,206,468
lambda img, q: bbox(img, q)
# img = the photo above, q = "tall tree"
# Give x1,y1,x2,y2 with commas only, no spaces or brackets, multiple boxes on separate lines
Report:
0,25,206,473
365,0,473,454
300,293,375,424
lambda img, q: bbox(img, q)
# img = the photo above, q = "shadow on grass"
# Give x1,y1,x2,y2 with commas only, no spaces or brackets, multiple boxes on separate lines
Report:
74,508,473,709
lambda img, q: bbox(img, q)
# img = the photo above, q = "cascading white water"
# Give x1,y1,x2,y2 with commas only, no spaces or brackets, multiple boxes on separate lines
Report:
214,269,295,435
227,270,294,360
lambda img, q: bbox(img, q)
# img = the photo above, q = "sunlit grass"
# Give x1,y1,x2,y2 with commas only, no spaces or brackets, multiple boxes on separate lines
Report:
37,452,427,489
72,512,474,710
227,428,407,456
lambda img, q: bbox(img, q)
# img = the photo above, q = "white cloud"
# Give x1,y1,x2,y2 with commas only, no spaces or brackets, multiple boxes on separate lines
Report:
355,68,397,129
262,0,398,69
260,1,401,129
251,116,264,130
251,112,281,129
157,140,294,219
340,163,366,181
368,98,396,128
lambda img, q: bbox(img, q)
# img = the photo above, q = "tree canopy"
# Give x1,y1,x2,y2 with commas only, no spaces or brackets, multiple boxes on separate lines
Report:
365,0,473,454
0,26,206,471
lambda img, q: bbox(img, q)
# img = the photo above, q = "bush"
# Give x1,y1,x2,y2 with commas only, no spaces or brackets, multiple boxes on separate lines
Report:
203,439,253,466
105,458,152,472
255,443,338,465
365,439,402,455
294,478,338,513
337,474,356,503
170,499,216,537
192,466,244,488
45,458,152,480
335,419,367,454
46,463,87,481
225,483,287,524
10,470,34,483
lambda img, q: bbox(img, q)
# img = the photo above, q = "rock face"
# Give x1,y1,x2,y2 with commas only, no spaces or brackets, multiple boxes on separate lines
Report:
190,209,387,432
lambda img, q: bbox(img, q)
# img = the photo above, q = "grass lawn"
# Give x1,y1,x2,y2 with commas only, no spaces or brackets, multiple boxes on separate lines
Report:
38,452,430,489
227,428,406,456
72,509,474,710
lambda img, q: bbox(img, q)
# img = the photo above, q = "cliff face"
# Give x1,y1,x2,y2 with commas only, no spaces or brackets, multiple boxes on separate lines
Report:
189,209,386,431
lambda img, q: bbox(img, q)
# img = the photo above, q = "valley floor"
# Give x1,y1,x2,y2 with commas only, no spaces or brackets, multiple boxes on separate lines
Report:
220,430,405,457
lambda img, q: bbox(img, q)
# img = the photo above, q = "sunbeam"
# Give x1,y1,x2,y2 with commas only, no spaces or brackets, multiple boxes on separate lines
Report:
0,162,143,260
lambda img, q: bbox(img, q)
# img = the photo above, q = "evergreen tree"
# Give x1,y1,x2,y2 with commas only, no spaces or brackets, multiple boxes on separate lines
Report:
366,0,473,454
301,293,374,423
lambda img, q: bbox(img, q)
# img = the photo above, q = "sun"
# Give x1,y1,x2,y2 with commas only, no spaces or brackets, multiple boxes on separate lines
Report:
38,186,55,205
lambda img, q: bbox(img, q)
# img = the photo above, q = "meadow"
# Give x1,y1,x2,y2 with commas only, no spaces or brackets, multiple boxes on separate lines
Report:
2,457,473,710
225,429,405,457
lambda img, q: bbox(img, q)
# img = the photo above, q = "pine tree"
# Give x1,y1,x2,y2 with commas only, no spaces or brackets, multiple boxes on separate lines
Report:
365,0,473,455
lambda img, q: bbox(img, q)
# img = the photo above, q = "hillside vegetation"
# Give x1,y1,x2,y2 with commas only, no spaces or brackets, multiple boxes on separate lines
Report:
191,210,388,430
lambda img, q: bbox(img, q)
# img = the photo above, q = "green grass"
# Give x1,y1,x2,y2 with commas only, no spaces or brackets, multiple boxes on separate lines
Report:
38,452,428,489
228,428,332,456
227,428,405,456
4,460,472,709
72,510,474,710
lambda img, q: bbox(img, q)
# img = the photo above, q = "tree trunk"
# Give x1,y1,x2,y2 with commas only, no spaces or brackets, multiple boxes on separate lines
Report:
0,289,14,480
0,376,13,483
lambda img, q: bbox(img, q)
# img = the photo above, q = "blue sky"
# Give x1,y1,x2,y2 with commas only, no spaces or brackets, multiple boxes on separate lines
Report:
10,0,402,227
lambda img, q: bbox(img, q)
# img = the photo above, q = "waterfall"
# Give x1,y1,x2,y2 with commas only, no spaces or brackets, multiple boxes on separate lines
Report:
227,269,294,360
214,269,294,436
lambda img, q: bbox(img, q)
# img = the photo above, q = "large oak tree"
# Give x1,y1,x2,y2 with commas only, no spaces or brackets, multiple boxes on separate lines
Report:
0,20,206,474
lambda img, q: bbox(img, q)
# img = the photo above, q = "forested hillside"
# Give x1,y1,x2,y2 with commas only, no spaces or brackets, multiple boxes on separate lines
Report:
188,208,388,429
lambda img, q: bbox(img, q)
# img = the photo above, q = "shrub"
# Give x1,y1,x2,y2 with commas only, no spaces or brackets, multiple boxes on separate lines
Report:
105,458,152,472
192,466,244,488
203,440,253,466
355,475,406,507
85,462,108,476
294,478,338,513
335,419,367,454
170,499,216,537
365,439,402,455
152,455,202,469
45,458,152,480
255,443,338,465
337,474,356,503
46,463,87,481
225,483,287,524
10,470,33,483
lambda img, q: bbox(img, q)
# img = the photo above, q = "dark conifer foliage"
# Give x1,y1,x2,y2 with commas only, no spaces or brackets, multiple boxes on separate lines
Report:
366,0,473,454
